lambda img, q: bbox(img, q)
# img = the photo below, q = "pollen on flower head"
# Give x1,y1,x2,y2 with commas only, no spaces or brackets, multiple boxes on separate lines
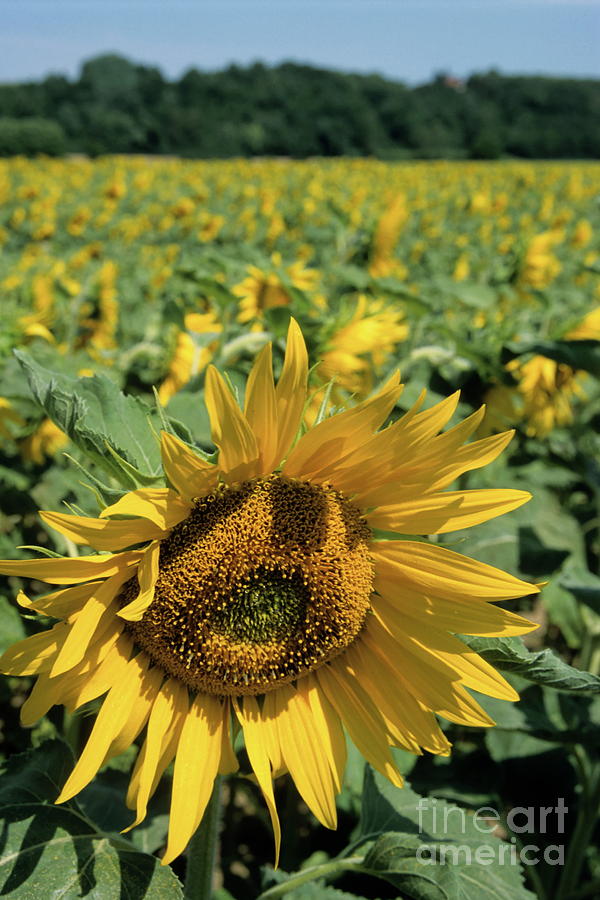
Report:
124,474,374,695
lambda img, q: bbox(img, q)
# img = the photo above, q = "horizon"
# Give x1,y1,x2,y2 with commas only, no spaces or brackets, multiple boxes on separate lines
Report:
2,0,599,86
1,50,599,88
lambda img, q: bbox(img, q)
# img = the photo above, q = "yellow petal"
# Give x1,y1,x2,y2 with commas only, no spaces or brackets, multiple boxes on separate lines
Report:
105,663,162,762
373,582,536,636
20,671,68,727
283,372,402,480
298,674,346,792
393,391,461,451
357,408,485,506
123,679,190,832
205,365,259,482
244,343,278,473
363,619,496,727
374,605,519,701
63,634,132,711
123,678,188,831
56,652,151,803
368,489,531,535
235,695,281,866
427,430,515,492
274,318,309,463
16,582,101,619
162,693,224,865
50,570,130,676
119,541,160,621
372,541,538,601
40,510,165,552
348,640,450,755
315,390,427,494
218,704,239,775
160,431,218,501
0,623,69,676
260,690,285,776
0,550,141,584
100,488,191,529
316,661,403,788
272,683,337,829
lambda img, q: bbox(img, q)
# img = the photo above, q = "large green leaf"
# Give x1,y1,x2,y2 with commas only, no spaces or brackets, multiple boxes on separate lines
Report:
461,635,600,694
15,351,164,488
0,740,182,899
476,684,600,747
358,769,535,900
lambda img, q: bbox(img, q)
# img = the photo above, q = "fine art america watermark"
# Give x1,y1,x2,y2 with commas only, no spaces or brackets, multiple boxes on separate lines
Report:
416,797,568,866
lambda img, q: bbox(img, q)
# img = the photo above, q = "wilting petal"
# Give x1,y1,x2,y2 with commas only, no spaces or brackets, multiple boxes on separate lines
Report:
39,510,166,552
56,652,151,803
50,570,131,676
316,660,403,788
119,541,160,621
235,695,281,865
123,678,188,831
100,489,191,529
160,431,218,501
0,551,141,584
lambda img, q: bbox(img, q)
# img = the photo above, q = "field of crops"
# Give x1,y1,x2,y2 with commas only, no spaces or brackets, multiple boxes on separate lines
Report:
1,156,600,900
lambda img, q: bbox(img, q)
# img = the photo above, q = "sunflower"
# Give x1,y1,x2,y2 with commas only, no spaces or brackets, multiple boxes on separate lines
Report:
233,255,319,325
317,295,408,397
0,320,537,866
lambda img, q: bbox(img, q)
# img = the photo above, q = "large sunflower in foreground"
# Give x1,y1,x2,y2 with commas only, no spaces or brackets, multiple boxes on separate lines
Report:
0,320,537,866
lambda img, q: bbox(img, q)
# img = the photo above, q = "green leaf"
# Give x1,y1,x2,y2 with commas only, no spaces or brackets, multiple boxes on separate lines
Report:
450,282,498,309
358,769,535,900
287,886,360,899
78,768,170,855
15,351,164,487
361,833,458,899
461,635,600,693
0,741,182,898
478,684,600,747
542,579,585,648
559,567,600,617
0,597,26,655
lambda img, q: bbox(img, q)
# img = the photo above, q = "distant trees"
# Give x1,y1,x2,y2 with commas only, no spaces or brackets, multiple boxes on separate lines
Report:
0,54,598,158
0,117,66,156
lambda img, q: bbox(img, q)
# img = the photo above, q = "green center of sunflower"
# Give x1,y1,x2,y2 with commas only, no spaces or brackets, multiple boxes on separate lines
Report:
210,568,308,643
124,474,373,696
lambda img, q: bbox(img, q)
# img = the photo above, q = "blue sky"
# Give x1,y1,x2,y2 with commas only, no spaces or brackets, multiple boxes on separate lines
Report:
1,0,599,84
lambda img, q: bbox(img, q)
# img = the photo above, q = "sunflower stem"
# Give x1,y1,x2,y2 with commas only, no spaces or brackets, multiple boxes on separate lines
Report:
184,775,222,900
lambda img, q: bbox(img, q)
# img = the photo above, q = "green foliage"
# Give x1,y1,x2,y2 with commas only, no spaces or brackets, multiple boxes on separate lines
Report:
462,635,600,694
15,350,164,489
0,117,66,157
0,54,598,158
0,740,182,898
261,769,535,899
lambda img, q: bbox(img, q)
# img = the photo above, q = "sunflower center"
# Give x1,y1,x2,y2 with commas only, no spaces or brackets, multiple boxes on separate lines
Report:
124,474,373,696
210,568,308,643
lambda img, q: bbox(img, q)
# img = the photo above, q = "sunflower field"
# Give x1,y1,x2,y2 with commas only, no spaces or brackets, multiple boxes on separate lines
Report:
0,155,599,900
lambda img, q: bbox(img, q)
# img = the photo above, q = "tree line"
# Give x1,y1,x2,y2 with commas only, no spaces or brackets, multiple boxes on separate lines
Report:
0,54,598,158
